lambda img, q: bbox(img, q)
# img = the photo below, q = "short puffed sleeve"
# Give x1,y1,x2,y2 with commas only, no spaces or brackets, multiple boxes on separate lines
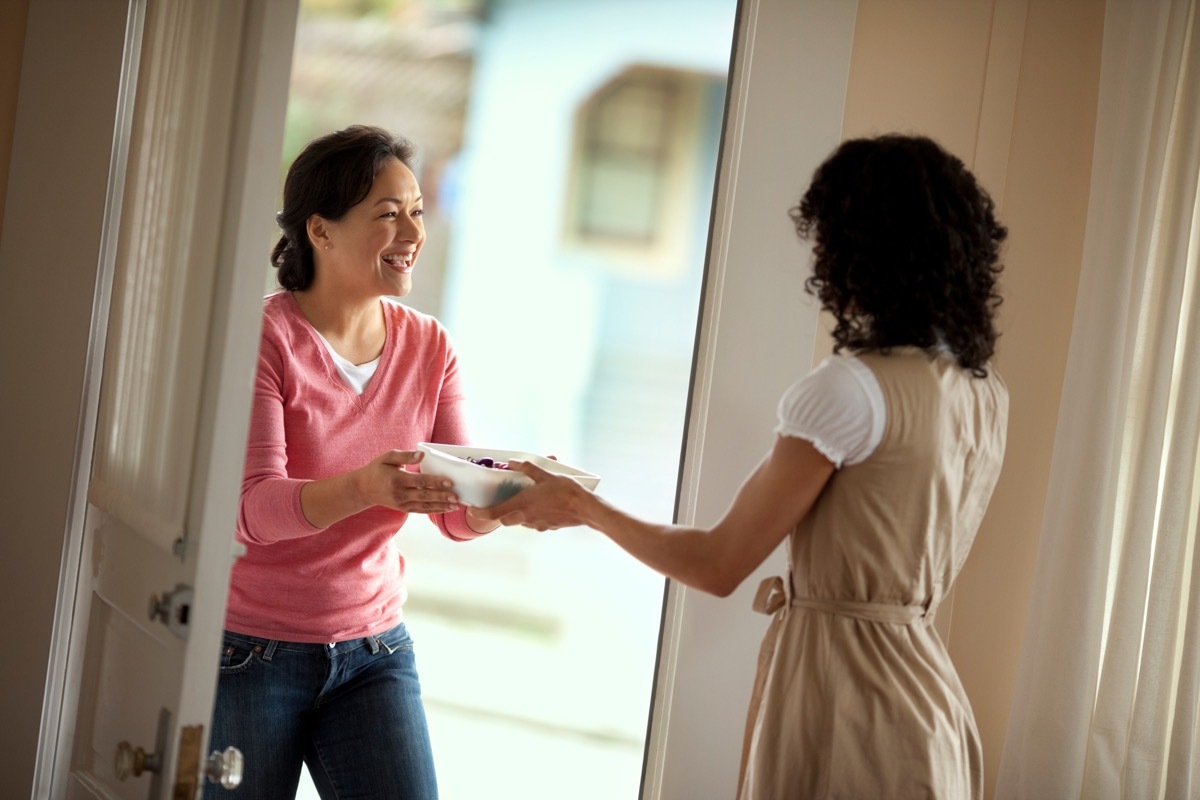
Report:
774,354,886,468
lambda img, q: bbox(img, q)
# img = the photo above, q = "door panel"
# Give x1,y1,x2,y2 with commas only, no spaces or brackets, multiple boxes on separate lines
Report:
41,1,300,798
68,509,185,798
646,0,858,796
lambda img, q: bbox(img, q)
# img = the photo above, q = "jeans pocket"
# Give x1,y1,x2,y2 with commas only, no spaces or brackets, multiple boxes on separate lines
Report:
375,624,414,656
218,635,261,675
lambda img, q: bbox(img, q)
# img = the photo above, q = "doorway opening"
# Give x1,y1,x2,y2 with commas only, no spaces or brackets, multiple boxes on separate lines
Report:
282,2,736,796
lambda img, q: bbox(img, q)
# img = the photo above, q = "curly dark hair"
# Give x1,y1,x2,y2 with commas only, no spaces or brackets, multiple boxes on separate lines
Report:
791,134,1006,377
271,125,417,291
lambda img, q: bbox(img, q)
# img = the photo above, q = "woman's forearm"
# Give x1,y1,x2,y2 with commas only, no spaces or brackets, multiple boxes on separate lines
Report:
299,471,370,529
569,494,738,595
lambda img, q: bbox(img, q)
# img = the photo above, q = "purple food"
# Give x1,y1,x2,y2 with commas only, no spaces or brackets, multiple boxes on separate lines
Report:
463,455,511,470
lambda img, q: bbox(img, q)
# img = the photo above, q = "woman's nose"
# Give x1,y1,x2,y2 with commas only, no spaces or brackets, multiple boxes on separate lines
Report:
397,217,423,242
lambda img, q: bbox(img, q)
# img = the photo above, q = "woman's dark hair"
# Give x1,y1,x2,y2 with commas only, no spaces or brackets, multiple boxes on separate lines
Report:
791,134,1007,376
271,125,417,291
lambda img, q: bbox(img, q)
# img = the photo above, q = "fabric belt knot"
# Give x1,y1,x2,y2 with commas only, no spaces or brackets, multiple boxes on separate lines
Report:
752,574,791,616
752,575,937,627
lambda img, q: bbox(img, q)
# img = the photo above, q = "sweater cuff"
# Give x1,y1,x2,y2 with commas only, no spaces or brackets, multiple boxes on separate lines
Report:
437,507,490,541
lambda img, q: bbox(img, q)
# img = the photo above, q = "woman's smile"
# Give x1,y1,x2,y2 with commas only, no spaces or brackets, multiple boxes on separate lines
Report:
383,251,415,274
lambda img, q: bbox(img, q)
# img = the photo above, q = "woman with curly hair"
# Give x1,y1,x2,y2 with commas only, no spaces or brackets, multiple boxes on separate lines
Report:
474,133,1009,798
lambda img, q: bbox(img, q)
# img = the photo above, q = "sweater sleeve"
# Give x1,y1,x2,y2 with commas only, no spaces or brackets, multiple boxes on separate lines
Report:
237,316,323,545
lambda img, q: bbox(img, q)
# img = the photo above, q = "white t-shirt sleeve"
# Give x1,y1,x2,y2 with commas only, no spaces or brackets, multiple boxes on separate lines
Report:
774,355,886,468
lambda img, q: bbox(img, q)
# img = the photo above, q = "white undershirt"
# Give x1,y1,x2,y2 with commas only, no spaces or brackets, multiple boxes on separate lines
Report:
774,354,886,468
314,332,380,395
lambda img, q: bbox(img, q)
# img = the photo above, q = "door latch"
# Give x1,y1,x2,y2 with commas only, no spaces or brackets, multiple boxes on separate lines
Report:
148,583,193,639
173,724,244,796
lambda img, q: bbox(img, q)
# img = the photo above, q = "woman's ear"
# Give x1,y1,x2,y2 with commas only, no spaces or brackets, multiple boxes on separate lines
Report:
307,215,331,251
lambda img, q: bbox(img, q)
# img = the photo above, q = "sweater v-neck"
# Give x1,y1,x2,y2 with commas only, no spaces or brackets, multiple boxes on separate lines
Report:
286,291,394,407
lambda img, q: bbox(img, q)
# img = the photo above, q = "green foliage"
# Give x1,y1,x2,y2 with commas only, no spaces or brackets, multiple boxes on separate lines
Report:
302,0,406,19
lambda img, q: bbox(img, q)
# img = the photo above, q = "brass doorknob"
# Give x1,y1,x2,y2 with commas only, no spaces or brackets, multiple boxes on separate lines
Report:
114,740,161,781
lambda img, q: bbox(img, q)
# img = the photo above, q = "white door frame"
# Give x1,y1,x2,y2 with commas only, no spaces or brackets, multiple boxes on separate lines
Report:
33,0,147,789
644,0,857,797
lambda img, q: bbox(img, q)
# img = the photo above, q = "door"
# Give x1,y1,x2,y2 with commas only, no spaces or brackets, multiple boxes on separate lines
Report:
275,3,734,797
36,1,299,797
644,0,857,795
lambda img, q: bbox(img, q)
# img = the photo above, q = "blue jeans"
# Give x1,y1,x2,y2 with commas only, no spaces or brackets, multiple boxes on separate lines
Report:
204,622,438,799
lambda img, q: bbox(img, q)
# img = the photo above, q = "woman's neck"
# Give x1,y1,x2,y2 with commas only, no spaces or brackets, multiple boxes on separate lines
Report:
292,289,386,366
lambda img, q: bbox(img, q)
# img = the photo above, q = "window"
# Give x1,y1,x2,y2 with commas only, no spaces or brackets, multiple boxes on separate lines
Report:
565,66,714,281
573,71,677,242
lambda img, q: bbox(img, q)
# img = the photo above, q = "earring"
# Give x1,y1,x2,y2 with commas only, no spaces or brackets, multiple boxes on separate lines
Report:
324,244,330,250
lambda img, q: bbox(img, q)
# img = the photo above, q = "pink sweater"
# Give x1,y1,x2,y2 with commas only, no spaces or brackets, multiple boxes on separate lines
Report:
225,292,486,642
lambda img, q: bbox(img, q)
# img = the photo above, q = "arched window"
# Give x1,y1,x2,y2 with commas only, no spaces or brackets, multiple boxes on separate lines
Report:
565,65,711,278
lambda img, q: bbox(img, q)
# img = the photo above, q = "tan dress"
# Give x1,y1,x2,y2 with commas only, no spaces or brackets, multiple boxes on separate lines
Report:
739,348,1009,799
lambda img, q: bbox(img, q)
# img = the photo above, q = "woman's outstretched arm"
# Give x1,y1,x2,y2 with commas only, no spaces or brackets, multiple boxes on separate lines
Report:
471,435,835,597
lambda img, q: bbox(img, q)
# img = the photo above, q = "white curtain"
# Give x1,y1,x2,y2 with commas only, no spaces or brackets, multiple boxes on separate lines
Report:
996,0,1200,797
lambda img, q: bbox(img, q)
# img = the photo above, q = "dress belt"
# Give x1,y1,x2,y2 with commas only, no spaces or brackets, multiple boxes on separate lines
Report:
752,574,935,626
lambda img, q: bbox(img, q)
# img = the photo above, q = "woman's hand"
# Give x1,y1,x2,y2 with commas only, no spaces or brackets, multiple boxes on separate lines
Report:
354,449,461,514
300,449,460,528
469,459,597,531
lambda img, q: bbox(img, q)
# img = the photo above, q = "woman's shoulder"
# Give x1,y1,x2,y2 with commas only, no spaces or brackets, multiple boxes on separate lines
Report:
260,290,296,321
257,290,297,334
856,348,1008,424
790,352,883,401
855,346,959,385
381,297,450,339
777,353,885,467
821,350,881,378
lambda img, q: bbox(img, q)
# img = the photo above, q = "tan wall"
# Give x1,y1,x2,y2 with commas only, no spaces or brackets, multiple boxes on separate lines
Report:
1,0,134,792
0,0,28,236
0,0,1103,795
1,1,38,793
839,1,1104,797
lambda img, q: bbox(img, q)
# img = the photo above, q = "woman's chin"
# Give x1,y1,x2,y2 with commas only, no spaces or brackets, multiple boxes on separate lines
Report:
386,276,413,297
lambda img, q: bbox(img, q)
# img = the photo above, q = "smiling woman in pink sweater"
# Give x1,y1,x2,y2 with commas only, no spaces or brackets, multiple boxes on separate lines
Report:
205,125,498,800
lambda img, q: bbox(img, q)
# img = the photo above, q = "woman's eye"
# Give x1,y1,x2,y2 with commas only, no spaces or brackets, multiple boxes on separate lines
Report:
381,211,398,219
412,209,424,218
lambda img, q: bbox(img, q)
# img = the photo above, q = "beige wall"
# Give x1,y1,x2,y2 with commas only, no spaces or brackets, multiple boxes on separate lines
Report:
0,0,1105,796
840,1,1104,797
1,0,134,793
0,0,28,236
0,0,33,786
